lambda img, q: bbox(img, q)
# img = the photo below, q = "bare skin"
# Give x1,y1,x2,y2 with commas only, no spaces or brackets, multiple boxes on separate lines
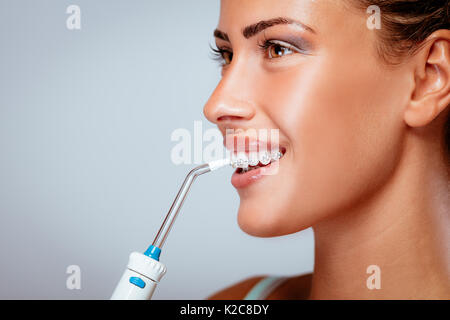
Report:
204,0,450,299
208,274,313,300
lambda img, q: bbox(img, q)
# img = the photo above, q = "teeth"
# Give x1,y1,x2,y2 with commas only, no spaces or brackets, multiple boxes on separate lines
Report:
248,152,259,166
271,150,282,161
236,152,248,169
231,149,284,170
259,151,271,165
231,154,238,168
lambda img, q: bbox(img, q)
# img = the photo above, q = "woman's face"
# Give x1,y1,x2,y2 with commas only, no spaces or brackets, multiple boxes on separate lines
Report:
204,0,411,237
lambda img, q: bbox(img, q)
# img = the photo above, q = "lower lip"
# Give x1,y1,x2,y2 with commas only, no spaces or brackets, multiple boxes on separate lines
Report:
231,160,280,189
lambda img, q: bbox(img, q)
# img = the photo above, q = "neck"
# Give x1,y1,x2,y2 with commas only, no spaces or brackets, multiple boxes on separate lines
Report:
310,129,450,299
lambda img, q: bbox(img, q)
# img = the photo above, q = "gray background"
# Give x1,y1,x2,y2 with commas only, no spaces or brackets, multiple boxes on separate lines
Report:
0,0,313,299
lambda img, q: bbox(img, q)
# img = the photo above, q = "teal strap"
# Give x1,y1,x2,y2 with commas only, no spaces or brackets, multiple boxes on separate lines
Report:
243,276,288,300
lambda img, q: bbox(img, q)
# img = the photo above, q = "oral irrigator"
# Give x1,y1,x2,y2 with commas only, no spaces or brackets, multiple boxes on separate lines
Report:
111,158,231,300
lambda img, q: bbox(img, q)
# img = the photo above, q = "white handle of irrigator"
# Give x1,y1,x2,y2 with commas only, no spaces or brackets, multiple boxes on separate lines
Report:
111,252,167,300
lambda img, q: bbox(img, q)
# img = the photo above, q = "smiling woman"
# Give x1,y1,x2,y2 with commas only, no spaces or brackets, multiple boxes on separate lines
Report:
204,0,450,300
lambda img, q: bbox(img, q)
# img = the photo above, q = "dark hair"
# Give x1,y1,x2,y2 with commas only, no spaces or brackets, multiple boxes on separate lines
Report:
350,0,450,163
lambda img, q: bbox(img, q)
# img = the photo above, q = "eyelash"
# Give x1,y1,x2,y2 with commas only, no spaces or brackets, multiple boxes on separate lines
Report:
209,44,231,66
210,39,304,66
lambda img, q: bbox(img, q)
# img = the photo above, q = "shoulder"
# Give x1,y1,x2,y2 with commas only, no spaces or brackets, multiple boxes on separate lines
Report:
206,273,313,300
207,275,266,300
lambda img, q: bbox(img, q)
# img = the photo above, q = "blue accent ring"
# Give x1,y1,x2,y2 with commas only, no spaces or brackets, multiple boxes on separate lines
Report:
144,245,161,261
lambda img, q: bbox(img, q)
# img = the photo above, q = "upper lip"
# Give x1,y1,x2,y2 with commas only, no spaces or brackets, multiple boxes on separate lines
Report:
223,134,285,154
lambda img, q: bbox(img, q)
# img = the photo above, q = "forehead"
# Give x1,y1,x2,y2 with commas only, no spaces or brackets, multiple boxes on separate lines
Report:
216,0,372,57
219,0,316,28
217,0,363,38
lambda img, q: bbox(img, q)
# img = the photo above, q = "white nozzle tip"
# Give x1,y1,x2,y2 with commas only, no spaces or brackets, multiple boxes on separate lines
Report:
208,158,231,171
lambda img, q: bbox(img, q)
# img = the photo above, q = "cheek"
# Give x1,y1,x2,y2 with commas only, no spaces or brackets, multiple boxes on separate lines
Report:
259,56,406,218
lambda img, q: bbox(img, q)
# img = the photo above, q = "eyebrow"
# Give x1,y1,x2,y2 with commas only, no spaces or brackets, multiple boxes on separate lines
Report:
213,17,315,42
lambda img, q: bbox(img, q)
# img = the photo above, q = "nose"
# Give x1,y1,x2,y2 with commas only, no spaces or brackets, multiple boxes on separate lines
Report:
203,63,256,132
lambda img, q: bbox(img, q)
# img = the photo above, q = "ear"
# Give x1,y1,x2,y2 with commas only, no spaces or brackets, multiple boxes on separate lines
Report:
404,30,450,128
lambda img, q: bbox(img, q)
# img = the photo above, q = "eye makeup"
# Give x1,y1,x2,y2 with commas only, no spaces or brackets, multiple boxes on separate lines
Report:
262,34,313,53
210,21,315,66
209,35,311,66
257,39,311,59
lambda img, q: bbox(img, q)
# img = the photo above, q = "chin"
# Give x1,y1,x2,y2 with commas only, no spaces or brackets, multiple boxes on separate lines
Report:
236,199,311,238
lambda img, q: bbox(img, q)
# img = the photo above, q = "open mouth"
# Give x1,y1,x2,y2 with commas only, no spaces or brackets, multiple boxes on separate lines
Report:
232,147,287,174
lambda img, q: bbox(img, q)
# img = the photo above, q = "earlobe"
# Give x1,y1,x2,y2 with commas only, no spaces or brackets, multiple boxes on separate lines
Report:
404,31,450,128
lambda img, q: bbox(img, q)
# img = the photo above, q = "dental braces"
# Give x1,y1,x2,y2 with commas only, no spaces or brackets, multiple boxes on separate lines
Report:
231,150,283,172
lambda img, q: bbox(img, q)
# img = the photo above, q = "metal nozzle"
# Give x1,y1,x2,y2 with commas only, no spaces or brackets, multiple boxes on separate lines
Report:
151,164,211,250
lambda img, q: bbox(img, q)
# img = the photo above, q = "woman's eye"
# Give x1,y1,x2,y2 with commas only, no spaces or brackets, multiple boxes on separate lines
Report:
268,43,293,58
258,40,303,60
210,44,233,66
221,51,233,65
210,40,304,67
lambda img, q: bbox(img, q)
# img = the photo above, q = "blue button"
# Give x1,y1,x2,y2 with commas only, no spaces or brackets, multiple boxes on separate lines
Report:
129,277,146,288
